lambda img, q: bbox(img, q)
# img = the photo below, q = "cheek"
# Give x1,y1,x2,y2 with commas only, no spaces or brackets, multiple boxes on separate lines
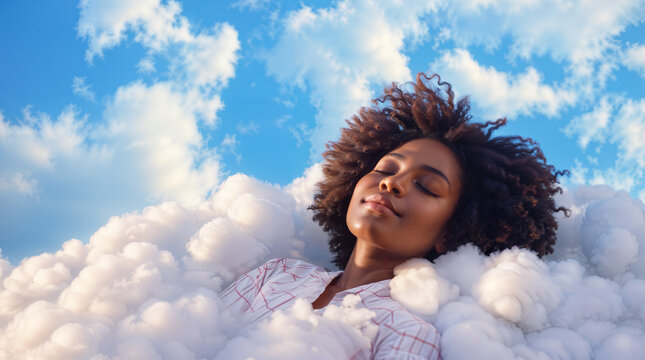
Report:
410,202,451,237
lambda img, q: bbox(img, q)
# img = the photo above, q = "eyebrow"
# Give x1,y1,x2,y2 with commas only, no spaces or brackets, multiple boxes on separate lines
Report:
384,152,452,189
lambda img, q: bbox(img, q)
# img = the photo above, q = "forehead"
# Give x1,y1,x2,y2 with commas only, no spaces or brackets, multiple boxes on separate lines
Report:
386,138,462,183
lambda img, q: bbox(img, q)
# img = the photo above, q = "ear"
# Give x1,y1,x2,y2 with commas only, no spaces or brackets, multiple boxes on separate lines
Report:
434,237,448,255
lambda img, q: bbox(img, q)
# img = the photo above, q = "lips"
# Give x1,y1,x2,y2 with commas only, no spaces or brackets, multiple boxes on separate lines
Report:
363,193,401,217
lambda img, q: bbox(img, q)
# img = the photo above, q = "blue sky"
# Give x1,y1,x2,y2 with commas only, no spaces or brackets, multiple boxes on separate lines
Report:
1,0,644,263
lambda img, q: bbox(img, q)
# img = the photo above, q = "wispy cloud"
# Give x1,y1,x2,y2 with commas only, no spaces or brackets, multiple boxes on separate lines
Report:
623,43,645,79
219,133,241,162
236,121,259,135
563,97,645,191
0,173,38,197
71,76,96,102
136,57,156,73
266,0,440,156
439,0,645,87
262,0,645,198
613,98,645,169
563,96,613,149
232,0,271,12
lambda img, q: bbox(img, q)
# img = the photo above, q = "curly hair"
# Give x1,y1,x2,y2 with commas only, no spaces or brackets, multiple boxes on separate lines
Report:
310,73,569,269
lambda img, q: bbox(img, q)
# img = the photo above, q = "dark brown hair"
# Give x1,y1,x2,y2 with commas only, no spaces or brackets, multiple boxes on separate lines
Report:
310,73,569,269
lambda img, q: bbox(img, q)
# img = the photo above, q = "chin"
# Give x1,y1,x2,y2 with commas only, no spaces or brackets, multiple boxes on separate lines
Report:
348,215,384,239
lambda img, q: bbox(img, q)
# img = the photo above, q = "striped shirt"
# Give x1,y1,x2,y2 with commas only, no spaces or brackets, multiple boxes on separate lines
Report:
219,257,441,359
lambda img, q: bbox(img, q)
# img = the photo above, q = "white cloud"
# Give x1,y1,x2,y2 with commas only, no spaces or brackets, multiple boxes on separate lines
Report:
0,168,333,358
78,0,240,96
78,0,182,61
2,179,645,358
218,134,241,162
0,80,227,258
285,163,330,266
5,0,645,356
178,23,240,90
390,258,459,317
232,0,271,12
623,43,645,78
0,173,38,197
236,121,259,134
266,0,440,156
590,228,639,278
0,108,85,171
566,161,639,193
2,82,217,206
475,249,562,332
560,96,645,196
589,167,639,192
563,96,613,149
71,76,96,102
103,81,221,203
613,98,645,169
390,185,645,359
137,57,156,73
0,0,241,260
442,0,645,80
431,49,575,119
215,296,376,360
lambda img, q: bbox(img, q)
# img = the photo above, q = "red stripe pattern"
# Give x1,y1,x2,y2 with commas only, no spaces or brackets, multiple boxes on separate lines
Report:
220,258,442,359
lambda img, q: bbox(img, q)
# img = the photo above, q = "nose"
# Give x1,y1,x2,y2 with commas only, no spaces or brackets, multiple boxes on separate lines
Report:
379,173,405,196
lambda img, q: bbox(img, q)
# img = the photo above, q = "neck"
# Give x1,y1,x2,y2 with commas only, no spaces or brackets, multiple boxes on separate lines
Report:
333,239,406,291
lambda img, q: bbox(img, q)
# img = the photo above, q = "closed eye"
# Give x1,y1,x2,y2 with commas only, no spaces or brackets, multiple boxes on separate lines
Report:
415,181,438,197
374,169,394,175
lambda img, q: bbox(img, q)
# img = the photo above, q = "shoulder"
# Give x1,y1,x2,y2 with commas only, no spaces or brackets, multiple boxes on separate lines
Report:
254,257,321,280
258,257,319,270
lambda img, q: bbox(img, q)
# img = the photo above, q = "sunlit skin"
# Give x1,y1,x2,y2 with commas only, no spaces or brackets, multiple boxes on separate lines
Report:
312,138,463,309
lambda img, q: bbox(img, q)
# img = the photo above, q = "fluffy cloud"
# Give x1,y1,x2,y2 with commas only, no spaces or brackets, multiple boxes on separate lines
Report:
390,258,459,317
1,0,240,259
266,0,440,155
215,296,376,360
78,0,240,116
0,166,332,359
102,81,222,203
396,186,645,359
0,82,223,258
2,176,645,359
430,49,576,119
78,0,184,61
3,0,645,357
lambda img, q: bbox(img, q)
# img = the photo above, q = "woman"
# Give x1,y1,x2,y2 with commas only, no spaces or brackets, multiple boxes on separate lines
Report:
219,73,567,359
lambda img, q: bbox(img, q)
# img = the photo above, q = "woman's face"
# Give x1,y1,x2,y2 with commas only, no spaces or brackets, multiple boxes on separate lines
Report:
346,138,462,260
